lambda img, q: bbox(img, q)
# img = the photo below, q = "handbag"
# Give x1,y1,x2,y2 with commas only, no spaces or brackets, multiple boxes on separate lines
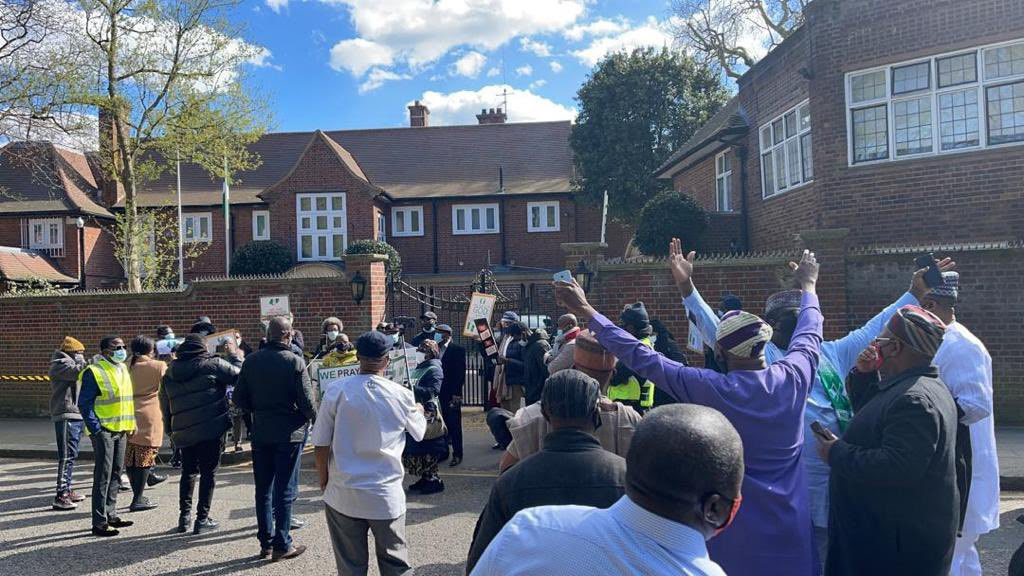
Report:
422,397,448,441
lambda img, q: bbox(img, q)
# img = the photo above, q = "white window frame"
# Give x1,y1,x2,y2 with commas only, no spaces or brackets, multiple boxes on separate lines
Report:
296,193,347,262
758,99,813,199
391,206,424,237
526,201,560,232
452,203,500,235
715,152,733,212
252,210,270,241
376,211,387,242
845,37,1024,166
182,212,212,244
27,217,64,251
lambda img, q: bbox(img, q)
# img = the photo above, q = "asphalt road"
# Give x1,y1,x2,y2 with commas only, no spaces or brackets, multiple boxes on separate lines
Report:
1,441,1022,575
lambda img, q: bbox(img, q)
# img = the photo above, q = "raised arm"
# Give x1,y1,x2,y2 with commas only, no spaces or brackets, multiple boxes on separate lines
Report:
668,238,720,346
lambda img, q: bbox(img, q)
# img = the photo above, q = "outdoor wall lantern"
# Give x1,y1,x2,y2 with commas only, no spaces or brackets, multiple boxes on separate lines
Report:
350,271,367,304
574,259,593,292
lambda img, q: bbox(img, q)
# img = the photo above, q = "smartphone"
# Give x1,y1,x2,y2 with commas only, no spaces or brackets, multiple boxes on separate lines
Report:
811,421,835,441
553,269,574,284
914,253,943,288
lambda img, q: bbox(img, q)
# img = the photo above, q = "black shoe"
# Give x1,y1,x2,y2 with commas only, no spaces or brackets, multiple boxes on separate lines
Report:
129,497,158,512
272,545,307,562
449,456,462,467
177,514,191,534
92,524,120,537
290,517,305,530
107,516,134,528
491,442,503,450
147,471,167,487
194,517,219,534
408,478,428,492
170,458,181,469
419,478,445,495
258,548,272,559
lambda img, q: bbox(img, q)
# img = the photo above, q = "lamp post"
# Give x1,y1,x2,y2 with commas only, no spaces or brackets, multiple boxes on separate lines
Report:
573,259,593,292
350,271,367,304
75,216,85,290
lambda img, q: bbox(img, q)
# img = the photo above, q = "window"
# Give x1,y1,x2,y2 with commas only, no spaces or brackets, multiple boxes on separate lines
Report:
296,193,346,261
392,206,424,237
527,201,560,232
26,218,64,257
252,210,269,241
846,38,1024,165
377,211,387,242
715,152,733,211
452,203,499,235
759,100,812,198
183,213,212,243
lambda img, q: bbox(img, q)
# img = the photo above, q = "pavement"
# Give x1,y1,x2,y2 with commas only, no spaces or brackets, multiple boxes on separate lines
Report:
0,414,1022,575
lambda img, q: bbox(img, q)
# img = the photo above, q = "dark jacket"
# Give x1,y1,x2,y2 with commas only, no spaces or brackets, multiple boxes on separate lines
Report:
827,366,959,576
440,342,466,402
404,358,447,457
466,428,627,572
49,350,85,421
503,338,526,385
233,342,315,445
159,349,241,448
522,331,551,406
652,335,685,407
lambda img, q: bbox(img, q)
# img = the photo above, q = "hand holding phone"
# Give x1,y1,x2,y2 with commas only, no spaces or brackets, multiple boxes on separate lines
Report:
914,253,943,288
811,420,838,442
553,269,574,284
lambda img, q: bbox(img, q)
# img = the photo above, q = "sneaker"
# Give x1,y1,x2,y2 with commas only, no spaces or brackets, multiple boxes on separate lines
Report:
147,471,168,487
177,514,192,534
491,442,503,450
407,478,428,492
52,494,77,510
92,524,120,537
449,456,462,467
418,478,445,495
69,491,86,503
234,445,243,453
193,517,219,534
129,497,158,512
258,548,272,559
290,517,305,530
271,545,307,562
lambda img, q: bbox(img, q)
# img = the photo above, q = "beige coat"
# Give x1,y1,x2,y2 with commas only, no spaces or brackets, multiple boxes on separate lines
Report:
506,398,641,461
128,356,167,447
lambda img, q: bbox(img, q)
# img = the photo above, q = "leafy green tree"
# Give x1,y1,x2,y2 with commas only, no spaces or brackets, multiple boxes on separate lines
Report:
231,240,292,276
633,190,709,257
571,46,727,225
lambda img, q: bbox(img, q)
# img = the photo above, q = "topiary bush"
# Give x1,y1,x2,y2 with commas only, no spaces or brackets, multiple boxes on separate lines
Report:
346,239,402,284
231,240,293,276
633,190,709,257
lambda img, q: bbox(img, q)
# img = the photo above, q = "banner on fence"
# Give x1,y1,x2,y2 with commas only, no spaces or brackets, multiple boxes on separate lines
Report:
463,292,496,337
260,295,290,321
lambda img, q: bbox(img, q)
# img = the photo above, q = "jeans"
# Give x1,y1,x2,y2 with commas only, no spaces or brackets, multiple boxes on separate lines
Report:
89,429,126,528
325,505,411,576
441,400,463,458
179,436,224,519
54,419,83,496
486,408,514,448
252,440,304,551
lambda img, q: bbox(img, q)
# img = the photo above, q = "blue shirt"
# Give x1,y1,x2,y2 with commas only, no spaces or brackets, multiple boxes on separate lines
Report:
683,288,917,528
470,496,725,576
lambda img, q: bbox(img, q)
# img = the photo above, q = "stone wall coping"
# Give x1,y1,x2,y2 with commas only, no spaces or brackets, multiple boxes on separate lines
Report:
560,242,608,254
848,241,1023,259
344,253,390,264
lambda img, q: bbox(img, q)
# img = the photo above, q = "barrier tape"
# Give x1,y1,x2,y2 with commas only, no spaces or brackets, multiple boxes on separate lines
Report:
0,375,50,381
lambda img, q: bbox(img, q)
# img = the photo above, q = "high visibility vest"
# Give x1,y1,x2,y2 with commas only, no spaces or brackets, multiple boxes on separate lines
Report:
607,337,655,409
79,359,136,434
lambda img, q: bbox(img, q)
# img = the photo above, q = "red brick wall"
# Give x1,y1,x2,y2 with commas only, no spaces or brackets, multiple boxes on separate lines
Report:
387,201,436,275
573,199,634,260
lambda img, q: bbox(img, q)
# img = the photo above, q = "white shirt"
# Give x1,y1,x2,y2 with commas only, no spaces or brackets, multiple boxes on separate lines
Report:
311,373,427,520
933,321,999,535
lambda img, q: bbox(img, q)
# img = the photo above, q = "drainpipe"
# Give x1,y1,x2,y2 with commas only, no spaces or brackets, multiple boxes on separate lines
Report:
431,199,439,274
498,166,507,266
736,143,751,252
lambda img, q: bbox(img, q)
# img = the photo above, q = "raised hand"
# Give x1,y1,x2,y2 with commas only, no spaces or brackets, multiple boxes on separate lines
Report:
910,257,956,301
553,279,597,320
789,250,819,293
668,237,696,297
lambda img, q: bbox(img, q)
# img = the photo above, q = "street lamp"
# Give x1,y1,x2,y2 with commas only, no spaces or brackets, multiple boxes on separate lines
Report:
573,259,593,292
350,270,367,304
75,217,85,290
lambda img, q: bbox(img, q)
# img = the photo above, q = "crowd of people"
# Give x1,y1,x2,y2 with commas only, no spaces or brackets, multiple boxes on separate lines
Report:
45,237,1002,575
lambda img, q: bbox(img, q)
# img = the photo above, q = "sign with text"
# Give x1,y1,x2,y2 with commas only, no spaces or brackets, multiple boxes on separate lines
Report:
463,292,497,337
316,362,361,400
259,295,290,321
475,318,498,358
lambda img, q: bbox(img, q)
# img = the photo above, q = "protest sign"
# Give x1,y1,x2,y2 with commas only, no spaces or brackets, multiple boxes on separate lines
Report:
686,320,703,353
315,361,361,400
205,329,238,355
463,292,496,337
260,295,290,322
475,318,498,358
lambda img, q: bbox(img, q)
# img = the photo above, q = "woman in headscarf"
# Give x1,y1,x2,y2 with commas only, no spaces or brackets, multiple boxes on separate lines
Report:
126,336,167,512
403,340,447,495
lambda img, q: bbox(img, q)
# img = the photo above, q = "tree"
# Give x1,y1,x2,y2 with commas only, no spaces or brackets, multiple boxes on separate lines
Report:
346,240,402,284
633,190,708,257
671,0,805,79
108,207,209,290
231,240,291,276
571,47,728,225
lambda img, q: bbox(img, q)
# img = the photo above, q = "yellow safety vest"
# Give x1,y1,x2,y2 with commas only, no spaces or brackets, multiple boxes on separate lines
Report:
607,337,655,409
79,359,136,434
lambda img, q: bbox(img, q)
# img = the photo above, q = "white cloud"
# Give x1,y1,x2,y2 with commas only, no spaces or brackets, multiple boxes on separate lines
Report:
247,47,283,71
451,51,487,78
570,17,672,67
329,38,395,76
549,60,563,73
409,84,575,125
486,67,502,77
359,67,410,93
563,17,630,41
519,37,552,57
265,0,289,13
515,65,533,77
529,79,547,90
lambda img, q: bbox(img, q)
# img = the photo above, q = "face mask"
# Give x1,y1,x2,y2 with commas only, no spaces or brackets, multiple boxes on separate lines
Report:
111,349,128,363
555,330,564,338
391,334,400,345
326,330,339,342
74,353,85,363
649,334,658,345
713,495,743,537
236,337,243,346
423,325,435,333
164,333,175,341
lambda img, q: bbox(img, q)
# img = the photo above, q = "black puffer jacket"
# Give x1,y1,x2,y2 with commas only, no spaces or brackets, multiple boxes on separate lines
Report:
159,341,241,448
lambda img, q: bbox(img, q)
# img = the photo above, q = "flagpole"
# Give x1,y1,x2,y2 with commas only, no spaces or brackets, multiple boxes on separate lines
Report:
600,190,608,245
223,154,230,276
176,149,184,289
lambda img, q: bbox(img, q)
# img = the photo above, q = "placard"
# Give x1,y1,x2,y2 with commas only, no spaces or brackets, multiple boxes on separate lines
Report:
205,329,238,354
260,295,290,321
475,318,498,358
686,320,704,353
316,362,361,400
463,292,497,337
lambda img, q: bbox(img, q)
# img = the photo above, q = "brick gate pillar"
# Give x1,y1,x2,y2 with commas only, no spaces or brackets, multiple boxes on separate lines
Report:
797,228,850,340
559,242,608,281
345,253,389,334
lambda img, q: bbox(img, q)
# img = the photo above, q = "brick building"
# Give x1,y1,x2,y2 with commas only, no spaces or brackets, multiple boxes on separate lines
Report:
0,103,625,287
655,0,1024,252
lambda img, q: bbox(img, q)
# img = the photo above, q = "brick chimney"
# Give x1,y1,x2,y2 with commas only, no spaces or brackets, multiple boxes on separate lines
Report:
476,107,507,125
408,100,430,127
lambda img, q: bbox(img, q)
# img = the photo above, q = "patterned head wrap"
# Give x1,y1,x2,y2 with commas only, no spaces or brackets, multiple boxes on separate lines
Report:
888,305,946,359
764,289,802,319
926,271,959,302
716,310,774,358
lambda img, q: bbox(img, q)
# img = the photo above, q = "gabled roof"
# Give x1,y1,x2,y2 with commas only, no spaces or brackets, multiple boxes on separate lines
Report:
0,142,113,217
0,246,77,284
134,120,574,206
653,97,749,179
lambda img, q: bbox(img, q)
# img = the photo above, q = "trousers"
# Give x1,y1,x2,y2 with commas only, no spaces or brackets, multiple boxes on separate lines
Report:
325,505,411,576
441,400,463,458
252,440,304,551
179,436,224,519
89,429,126,527
55,419,83,496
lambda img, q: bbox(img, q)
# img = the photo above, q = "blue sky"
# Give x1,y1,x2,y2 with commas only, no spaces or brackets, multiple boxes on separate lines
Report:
239,0,676,131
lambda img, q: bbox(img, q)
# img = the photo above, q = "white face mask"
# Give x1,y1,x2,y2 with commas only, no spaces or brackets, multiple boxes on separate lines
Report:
326,330,339,342
236,337,243,346
164,333,175,341
650,334,658,345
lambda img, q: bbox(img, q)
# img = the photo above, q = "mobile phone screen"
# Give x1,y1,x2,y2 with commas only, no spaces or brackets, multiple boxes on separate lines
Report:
553,270,573,284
